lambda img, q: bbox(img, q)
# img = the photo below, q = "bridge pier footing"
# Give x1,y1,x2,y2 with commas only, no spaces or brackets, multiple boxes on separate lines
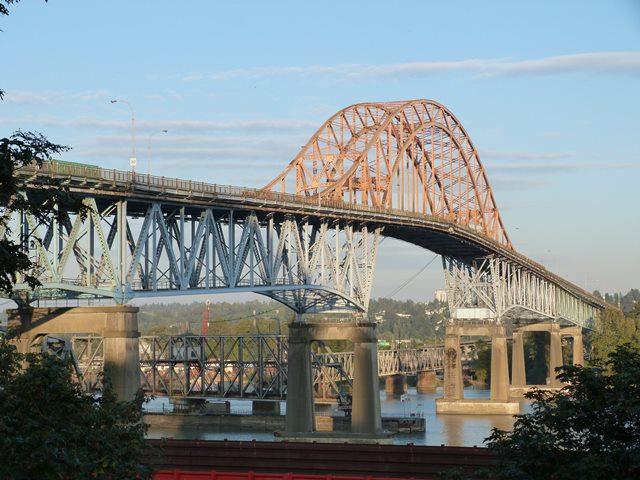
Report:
416,371,437,393
285,322,383,437
385,374,407,395
510,323,584,397
436,324,519,415
7,306,141,401
285,329,314,434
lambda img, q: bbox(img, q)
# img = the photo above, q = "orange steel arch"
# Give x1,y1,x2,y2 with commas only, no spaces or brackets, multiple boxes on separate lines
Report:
263,100,512,248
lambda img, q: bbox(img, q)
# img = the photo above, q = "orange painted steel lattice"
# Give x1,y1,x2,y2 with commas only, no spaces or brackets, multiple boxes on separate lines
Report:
263,100,511,248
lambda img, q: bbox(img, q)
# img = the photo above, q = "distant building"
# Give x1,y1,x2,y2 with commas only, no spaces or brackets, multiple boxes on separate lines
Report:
434,289,447,303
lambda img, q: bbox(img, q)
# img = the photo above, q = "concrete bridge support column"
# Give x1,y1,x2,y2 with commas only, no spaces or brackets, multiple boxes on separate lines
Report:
385,374,407,395
285,324,314,435
560,326,584,366
511,330,526,387
490,332,509,402
443,332,463,400
102,308,140,401
549,324,563,387
285,322,385,439
352,339,382,434
437,324,518,415
572,332,584,366
416,371,437,393
7,306,141,401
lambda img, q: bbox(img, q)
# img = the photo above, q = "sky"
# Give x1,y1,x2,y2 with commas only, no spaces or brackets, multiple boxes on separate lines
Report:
1,0,639,304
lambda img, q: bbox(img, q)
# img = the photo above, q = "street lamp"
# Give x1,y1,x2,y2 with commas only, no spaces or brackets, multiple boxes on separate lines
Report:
147,129,168,177
110,99,136,174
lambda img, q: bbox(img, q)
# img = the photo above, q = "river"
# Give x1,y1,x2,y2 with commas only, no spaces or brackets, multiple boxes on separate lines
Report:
145,387,529,447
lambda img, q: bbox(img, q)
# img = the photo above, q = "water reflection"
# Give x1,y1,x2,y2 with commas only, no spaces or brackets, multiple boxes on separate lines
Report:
145,387,528,447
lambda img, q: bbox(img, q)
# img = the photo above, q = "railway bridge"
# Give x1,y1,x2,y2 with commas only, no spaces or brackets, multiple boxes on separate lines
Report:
68,334,459,401
5,100,606,437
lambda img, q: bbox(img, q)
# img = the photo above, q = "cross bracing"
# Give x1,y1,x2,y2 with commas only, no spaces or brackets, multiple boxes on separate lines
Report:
70,334,446,399
6,195,380,314
442,256,600,329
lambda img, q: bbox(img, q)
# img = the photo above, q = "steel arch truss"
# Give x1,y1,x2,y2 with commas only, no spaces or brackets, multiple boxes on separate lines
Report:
264,100,510,247
7,198,381,313
443,256,598,329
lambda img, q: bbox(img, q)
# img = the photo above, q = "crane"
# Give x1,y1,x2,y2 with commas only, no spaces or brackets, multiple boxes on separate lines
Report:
200,300,211,336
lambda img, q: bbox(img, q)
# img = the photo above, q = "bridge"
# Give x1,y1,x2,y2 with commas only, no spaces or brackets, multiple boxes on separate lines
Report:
69,334,455,401
6,99,607,436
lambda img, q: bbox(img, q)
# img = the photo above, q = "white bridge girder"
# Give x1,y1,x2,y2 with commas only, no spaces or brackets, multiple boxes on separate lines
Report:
443,256,598,329
7,198,380,314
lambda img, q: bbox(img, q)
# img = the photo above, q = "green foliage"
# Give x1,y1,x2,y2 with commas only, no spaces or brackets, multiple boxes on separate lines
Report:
1,1,86,298
368,297,446,344
139,299,290,336
589,308,639,368
138,297,447,350
470,339,491,385
483,345,640,480
523,331,549,384
0,337,150,480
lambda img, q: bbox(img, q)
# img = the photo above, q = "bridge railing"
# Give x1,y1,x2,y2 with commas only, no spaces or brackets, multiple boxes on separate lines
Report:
23,161,481,239
18,162,605,315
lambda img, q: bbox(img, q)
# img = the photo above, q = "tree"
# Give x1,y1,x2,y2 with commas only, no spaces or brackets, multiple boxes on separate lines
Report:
483,345,640,480
589,308,639,368
1,4,149,478
0,337,151,479
1,0,85,298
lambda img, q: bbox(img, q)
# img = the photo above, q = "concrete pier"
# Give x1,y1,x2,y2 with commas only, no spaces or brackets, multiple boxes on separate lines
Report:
511,330,526,387
352,339,382,434
416,371,437,393
437,324,518,415
7,306,140,401
285,325,314,434
285,322,383,437
549,324,563,387
253,400,281,416
509,323,584,397
385,374,407,395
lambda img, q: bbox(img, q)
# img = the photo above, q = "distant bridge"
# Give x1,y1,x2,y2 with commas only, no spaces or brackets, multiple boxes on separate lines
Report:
69,334,476,400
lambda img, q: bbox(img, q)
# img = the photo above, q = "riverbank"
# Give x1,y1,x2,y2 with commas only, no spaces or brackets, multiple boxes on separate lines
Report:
145,411,425,435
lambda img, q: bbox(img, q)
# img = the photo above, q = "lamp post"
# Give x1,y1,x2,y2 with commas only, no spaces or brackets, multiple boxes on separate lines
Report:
147,129,168,177
110,99,136,174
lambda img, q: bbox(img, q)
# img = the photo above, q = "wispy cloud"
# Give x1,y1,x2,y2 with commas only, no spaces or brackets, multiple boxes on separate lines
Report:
186,52,640,82
480,149,577,161
487,161,640,174
0,115,316,132
1,89,111,105
481,149,640,173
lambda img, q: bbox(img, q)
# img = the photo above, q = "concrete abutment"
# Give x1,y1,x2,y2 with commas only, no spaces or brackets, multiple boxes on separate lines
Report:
509,323,584,397
285,322,383,437
437,324,518,415
7,306,141,401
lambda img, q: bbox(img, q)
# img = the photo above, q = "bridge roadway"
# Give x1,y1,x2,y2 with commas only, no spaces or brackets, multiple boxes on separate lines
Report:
69,334,476,400
16,163,605,318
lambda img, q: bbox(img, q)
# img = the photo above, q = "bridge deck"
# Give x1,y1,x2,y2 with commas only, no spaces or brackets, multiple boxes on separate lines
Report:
17,164,606,311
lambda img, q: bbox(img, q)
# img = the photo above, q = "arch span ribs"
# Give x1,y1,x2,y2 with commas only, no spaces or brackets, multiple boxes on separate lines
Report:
264,100,511,248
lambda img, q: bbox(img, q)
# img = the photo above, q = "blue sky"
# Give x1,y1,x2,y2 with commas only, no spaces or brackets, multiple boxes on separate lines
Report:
1,0,639,302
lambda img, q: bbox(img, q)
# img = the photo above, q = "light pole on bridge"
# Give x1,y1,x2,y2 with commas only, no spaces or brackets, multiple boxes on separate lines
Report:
110,99,137,174
147,129,168,177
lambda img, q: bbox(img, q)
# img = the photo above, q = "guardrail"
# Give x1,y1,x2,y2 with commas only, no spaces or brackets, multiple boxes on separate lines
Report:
17,161,607,311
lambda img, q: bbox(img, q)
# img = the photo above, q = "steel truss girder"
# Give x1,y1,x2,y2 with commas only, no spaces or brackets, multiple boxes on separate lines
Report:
442,255,598,329
70,334,446,400
7,198,380,314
